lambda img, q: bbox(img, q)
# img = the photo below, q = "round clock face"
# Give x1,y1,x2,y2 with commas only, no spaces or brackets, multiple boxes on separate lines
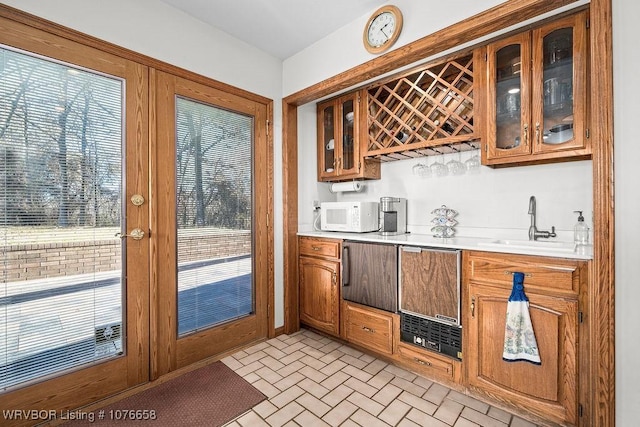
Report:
363,5,403,54
367,12,396,48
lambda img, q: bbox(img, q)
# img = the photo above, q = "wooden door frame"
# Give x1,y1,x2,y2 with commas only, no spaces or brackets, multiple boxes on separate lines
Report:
282,0,614,425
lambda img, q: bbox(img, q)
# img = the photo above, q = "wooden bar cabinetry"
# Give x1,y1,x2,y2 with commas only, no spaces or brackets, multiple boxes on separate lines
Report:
463,250,589,426
365,50,483,162
317,92,380,182
342,301,397,356
298,237,341,337
483,11,590,166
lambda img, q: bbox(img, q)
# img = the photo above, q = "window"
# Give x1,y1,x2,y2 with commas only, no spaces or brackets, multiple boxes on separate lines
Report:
174,97,254,336
1,46,125,390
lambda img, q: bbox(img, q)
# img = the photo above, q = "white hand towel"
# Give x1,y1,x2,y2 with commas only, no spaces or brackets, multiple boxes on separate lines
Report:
503,272,541,365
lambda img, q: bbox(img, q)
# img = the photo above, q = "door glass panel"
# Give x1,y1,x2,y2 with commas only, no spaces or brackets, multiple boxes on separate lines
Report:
341,99,354,170
495,44,522,150
322,105,335,173
542,28,574,145
175,97,253,337
1,47,124,391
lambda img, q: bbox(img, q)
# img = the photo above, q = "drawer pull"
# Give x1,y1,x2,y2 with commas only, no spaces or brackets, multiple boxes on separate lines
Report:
505,271,532,277
361,326,375,333
312,246,321,251
414,357,431,366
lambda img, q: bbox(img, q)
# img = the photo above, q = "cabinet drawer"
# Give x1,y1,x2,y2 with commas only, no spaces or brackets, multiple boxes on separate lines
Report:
466,251,582,295
299,237,340,259
396,343,455,382
343,302,394,355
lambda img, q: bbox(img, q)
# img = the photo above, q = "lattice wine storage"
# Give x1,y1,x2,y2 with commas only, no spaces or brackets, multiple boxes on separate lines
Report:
366,51,480,161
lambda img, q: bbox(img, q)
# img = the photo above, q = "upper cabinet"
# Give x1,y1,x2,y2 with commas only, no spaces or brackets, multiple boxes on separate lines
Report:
317,91,380,182
483,11,590,166
365,51,482,162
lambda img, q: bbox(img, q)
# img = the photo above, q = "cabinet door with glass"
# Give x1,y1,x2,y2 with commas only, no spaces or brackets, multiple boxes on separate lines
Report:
317,91,380,181
484,11,589,165
531,12,588,155
485,32,532,161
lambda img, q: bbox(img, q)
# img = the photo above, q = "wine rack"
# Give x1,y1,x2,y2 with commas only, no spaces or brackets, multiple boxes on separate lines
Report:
365,51,481,162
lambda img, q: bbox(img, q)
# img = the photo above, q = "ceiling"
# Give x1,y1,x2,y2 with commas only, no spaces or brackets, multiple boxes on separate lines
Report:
159,0,388,59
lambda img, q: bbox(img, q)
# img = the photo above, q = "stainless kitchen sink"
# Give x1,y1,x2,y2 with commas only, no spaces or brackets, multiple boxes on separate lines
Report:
477,239,577,253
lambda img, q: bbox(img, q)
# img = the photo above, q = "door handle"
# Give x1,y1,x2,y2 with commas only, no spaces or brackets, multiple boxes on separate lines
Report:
130,194,145,206
342,246,350,287
115,228,145,240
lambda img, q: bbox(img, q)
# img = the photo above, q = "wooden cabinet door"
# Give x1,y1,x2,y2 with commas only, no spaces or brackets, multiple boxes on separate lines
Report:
299,256,340,336
317,100,338,180
485,31,533,162
531,11,588,155
467,283,578,425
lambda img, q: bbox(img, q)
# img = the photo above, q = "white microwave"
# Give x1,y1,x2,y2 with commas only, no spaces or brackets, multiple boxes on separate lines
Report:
320,201,379,233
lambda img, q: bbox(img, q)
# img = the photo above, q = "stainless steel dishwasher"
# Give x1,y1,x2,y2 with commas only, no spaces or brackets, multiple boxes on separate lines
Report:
398,246,462,359
341,241,397,313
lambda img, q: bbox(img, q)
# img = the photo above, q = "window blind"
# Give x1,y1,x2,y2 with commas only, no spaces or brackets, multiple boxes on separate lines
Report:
174,97,254,336
1,46,125,391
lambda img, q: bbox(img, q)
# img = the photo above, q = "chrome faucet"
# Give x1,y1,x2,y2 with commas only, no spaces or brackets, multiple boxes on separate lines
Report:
528,195,557,241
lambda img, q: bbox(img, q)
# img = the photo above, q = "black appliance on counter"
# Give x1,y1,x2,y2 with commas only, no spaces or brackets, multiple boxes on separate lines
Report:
341,240,397,313
398,246,462,360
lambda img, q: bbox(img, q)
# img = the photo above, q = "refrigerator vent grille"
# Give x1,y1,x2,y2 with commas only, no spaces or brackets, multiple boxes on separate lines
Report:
400,312,462,359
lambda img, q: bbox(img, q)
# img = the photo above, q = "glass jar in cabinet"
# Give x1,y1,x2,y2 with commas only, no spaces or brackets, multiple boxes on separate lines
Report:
483,11,590,165
317,91,380,181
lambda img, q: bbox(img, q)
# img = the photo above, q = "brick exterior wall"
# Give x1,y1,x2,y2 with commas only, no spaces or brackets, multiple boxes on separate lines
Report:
2,229,251,282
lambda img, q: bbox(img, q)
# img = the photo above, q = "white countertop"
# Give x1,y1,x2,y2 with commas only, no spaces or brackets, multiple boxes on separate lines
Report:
297,230,593,260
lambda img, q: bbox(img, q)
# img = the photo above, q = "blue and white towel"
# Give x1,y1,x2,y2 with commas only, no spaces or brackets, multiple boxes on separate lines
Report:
502,272,541,365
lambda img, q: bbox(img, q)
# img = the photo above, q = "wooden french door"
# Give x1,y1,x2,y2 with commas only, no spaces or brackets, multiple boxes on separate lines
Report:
0,15,150,422
152,71,269,377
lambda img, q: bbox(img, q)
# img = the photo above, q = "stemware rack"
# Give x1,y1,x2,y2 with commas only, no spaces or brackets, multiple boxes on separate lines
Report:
364,50,481,162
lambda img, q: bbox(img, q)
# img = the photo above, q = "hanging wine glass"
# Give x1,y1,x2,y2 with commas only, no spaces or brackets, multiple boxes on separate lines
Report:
446,150,465,176
464,149,481,173
430,153,448,177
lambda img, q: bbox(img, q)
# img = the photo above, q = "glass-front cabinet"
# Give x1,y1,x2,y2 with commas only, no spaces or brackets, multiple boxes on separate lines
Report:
484,11,590,165
317,91,380,181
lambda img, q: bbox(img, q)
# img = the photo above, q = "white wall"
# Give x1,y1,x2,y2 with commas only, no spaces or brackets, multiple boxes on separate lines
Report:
284,0,503,96
298,103,592,240
1,0,286,327
612,0,640,425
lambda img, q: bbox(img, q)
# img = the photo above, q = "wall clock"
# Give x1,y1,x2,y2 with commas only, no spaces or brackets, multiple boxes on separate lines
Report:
363,5,403,54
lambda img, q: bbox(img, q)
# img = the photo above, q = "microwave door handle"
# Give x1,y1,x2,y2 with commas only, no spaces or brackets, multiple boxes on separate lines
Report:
342,246,350,287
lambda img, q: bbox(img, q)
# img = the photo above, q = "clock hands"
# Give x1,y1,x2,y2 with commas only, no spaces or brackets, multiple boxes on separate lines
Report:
378,23,391,41
380,22,391,40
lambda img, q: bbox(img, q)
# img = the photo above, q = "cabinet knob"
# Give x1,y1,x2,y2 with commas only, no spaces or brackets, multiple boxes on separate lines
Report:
535,122,541,145
523,124,529,147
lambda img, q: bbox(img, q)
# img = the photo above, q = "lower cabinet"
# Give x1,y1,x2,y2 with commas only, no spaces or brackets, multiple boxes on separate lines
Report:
464,251,587,426
394,342,461,384
297,239,589,426
299,237,341,337
342,301,397,356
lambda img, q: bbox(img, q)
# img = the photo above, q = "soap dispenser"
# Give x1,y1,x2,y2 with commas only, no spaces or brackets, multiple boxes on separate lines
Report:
573,210,590,245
